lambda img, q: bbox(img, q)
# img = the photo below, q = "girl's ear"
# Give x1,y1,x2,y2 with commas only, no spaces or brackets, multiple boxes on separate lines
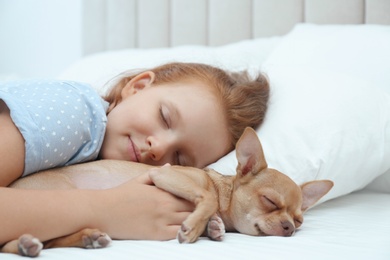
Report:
121,71,156,98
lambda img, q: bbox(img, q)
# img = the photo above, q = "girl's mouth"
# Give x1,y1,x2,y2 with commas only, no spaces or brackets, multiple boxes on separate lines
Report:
127,136,140,162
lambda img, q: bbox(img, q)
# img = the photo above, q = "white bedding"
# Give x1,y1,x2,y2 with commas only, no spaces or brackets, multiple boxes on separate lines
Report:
3,190,390,260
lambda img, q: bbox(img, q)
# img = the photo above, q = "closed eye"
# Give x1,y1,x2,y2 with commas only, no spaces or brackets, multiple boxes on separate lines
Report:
294,218,303,227
261,195,278,210
159,105,170,128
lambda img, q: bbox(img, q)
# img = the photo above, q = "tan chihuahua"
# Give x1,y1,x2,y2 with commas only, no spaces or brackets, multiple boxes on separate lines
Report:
2,127,333,257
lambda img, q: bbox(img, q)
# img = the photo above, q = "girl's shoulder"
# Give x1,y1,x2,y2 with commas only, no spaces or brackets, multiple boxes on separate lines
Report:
0,79,107,114
0,79,94,93
0,79,103,105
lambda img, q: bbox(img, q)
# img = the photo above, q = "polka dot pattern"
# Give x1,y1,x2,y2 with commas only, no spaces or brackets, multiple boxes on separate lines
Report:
0,80,108,176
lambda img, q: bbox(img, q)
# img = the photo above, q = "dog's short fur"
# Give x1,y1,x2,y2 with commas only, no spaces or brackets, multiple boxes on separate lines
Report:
1,127,333,257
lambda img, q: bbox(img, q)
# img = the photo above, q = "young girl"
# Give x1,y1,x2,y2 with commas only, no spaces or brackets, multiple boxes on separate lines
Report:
0,62,269,244
0,62,269,186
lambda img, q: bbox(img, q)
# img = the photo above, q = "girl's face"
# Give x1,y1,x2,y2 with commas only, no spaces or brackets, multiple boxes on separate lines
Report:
99,72,230,168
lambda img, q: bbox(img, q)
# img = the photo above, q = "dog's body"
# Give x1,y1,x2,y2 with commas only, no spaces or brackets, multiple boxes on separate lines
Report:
1,127,333,257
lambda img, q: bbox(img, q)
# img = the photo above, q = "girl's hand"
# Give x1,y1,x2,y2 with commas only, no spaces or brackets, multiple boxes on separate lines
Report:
94,172,194,240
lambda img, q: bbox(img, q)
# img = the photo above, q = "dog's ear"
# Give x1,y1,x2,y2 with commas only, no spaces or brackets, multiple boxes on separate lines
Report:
300,180,334,212
236,127,268,178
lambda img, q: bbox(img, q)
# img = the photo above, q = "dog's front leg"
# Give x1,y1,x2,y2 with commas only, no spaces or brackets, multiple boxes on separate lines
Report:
149,167,218,243
205,214,225,241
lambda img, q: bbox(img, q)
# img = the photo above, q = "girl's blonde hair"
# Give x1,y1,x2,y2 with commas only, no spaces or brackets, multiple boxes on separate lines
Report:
103,62,269,151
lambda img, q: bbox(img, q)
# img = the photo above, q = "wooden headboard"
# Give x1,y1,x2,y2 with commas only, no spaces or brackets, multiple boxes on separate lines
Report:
82,0,390,55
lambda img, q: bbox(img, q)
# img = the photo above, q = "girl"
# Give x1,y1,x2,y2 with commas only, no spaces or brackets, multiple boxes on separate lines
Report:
0,62,269,244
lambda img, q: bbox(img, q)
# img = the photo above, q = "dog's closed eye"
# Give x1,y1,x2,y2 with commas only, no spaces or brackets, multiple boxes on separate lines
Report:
294,217,303,228
261,195,279,210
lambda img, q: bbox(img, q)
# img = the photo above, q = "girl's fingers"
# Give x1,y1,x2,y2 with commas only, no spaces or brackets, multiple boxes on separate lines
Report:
133,172,154,185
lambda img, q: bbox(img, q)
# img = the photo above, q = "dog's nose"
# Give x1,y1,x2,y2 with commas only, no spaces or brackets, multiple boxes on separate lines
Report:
281,221,294,236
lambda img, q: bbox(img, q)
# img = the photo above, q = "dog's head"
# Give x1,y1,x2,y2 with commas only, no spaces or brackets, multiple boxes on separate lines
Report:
230,127,333,237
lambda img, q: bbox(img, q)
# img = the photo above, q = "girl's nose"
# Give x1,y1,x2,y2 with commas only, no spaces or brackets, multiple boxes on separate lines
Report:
146,136,170,162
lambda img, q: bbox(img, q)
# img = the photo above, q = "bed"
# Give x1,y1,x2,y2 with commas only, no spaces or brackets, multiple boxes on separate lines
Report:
4,0,390,259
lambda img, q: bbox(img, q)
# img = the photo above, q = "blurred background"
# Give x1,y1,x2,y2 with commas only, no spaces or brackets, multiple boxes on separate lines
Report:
0,0,82,79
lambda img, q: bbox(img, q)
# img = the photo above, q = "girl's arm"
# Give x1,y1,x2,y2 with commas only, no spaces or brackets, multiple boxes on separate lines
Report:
0,100,192,244
0,100,25,186
0,173,193,245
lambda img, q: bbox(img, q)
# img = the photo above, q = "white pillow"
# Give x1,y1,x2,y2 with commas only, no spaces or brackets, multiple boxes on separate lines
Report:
209,66,390,202
210,23,390,200
59,37,281,95
264,23,390,194
262,23,390,93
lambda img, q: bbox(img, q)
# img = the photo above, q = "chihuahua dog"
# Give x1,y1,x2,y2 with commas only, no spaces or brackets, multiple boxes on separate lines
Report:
2,127,333,257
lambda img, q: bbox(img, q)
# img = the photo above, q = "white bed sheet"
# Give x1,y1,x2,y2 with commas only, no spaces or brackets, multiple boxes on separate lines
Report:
3,190,389,260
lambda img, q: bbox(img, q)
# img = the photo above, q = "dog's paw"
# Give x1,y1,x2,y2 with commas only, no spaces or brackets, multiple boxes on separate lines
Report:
81,229,112,249
207,214,225,241
177,222,203,244
18,234,43,257
177,223,193,243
